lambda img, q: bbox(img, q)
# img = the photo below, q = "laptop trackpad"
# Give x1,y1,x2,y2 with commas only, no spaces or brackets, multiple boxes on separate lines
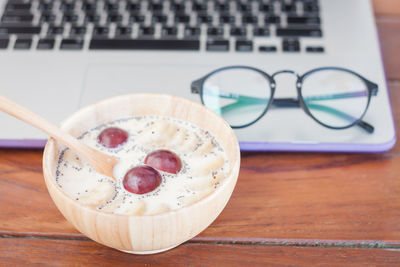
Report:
80,63,213,107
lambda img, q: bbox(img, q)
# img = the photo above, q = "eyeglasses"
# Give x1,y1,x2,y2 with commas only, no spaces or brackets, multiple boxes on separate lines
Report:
191,66,378,133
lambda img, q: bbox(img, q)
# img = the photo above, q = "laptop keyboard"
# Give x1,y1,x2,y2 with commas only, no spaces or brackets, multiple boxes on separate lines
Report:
0,0,323,52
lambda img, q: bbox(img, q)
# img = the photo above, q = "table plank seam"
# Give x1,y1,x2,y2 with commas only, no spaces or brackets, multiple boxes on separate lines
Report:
376,16,400,22
2,233,400,249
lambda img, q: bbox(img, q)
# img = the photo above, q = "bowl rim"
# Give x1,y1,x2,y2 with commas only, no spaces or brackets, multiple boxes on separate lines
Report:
43,93,241,219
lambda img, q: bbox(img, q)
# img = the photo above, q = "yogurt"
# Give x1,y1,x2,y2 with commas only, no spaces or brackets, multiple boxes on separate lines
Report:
56,115,229,216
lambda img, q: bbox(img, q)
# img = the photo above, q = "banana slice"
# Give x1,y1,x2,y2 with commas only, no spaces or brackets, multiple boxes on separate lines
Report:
137,120,178,147
167,128,186,148
190,154,225,176
180,187,214,206
193,138,214,156
177,131,200,153
156,123,178,147
78,181,115,207
136,120,168,145
114,200,146,215
100,193,124,212
186,172,225,191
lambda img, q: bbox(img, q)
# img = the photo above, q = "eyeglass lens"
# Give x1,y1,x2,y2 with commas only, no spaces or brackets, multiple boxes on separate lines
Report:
301,69,369,128
202,68,272,128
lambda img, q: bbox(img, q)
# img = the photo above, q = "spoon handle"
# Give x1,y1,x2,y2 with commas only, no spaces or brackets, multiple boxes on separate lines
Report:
0,94,117,180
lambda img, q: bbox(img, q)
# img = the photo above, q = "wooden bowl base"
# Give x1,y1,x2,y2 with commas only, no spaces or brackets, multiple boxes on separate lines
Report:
119,244,179,255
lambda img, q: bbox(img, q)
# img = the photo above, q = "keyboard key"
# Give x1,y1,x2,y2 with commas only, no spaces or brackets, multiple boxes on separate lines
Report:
0,24,41,34
253,27,270,37
170,3,185,12
63,13,79,23
277,27,322,37
283,46,300,52
215,3,229,11
287,16,321,25
259,45,277,52
198,14,213,24
282,4,296,13
206,39,229,51
60,2,75,11
14,38,32,49
259,4,272,12
2,13,34,23
175,14,190,23
93,26,109,37
85,13,100,23
139,26,155,36
304,3,319,13
104,2,119,11
306,46,324,53
282,38,300,52
6,3,31,11
39,2,53,11
130,14,145,23
230,27,247,37
152,14,168,23
126,3,141,11
48,26,64,35
161,26,177,37
220,14,235,24
207,27,224,36
89,39,200,50
37,38,55,50
193,2,207,12
107,13,123,23
70,26,86,35
236,40,253,52
0,38,9,49
301,0,319,4
148,3,163,11
264,16,280,24
242,15,258,24
116,26,131,37
237,3,251,12
184,26,200,37
61,39,84,50
82,3,97,11
40,12,56,23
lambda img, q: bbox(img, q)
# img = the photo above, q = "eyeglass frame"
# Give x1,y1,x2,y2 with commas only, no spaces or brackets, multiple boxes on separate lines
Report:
191,66,378,133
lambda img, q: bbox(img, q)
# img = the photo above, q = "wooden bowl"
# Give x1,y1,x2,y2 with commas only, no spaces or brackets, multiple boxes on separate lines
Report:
42,94,240,254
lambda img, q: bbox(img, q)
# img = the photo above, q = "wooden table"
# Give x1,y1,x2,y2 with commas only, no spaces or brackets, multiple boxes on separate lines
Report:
1,3,400,266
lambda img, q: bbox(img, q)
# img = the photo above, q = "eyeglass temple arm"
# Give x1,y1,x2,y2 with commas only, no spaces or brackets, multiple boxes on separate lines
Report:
304,103,374,133
221,96,374,133
272,91,375,133
195,89,374,133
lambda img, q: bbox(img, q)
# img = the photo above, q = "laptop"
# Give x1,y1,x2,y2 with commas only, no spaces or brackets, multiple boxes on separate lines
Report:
0,0,395,152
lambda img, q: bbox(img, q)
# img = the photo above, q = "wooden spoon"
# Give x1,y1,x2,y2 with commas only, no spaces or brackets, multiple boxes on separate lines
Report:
0,94,118,181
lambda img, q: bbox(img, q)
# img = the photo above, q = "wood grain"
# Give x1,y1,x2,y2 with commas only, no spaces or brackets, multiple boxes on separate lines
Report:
373,0,400,16
1,238,399,267
1,82,400,244
376,19,400,82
